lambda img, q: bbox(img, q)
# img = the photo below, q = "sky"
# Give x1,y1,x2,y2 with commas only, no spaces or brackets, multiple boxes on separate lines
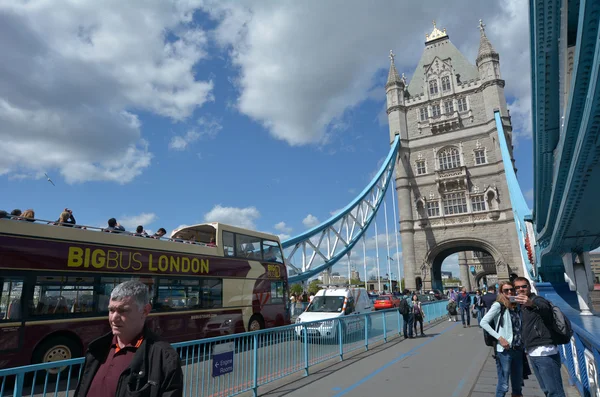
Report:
0,0,534,281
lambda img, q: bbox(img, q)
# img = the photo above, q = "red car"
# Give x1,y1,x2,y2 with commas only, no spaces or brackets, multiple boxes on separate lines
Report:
373,294,401,310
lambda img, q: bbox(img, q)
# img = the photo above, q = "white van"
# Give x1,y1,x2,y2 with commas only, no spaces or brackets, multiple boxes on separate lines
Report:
294,286,373,339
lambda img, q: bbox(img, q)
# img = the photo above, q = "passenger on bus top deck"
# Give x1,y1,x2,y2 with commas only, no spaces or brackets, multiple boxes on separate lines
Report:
207,237,216,247
10,209,22,217
20,209,35,222
153,228,167,239
57,209,76,227
135,225,148,237
104,217,125,233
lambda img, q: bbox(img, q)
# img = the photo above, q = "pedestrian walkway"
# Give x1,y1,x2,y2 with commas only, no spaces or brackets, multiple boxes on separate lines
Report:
253,319,578,397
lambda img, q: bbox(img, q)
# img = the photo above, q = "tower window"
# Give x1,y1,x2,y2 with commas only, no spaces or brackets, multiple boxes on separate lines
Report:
458,97,468,112
444,100,454,114
416,160,426,175
471,195,486,212
443,192,468,215
474,149,486,165
427,201,440,217
432,103,441,117
438,147,461,170
429,80,439,95
419,107,428,122
442,76,451,91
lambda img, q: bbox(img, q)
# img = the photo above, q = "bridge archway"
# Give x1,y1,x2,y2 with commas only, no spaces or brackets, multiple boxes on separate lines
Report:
420,237,509,291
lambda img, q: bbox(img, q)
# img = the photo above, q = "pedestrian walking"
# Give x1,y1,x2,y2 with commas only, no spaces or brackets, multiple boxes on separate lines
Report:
399,289,414,339
482,285,498,310
74,280,183,397
457,287,473,328
514,277,566,397
290,294,297,317
475,290,486,327
480,281,525,397
412,294,425,336
447,299,458,322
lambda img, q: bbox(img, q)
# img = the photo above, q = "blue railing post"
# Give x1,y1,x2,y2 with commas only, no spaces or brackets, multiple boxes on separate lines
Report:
338,319,344,361
382,311,387,343
13,373,24,397
252,333,259,397
303,325,309,376
364,314,369,351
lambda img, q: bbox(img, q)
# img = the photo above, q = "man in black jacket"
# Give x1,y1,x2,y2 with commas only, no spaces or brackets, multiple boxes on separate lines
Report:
514,277,566,397
481,285,497,310
74,281,183,397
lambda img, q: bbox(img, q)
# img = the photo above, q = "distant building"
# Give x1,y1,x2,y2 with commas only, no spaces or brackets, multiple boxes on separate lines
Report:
441,271,453,280
351,270,360,281
590,253,600,283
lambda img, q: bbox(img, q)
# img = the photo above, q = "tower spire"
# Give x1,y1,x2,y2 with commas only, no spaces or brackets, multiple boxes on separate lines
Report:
386,50,403,88
476,19,498,65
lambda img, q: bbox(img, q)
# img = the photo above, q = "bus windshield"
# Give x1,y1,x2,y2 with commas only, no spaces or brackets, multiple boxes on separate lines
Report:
306,296,345,313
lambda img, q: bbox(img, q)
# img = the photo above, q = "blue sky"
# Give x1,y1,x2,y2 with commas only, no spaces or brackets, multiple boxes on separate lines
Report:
0,0,533,280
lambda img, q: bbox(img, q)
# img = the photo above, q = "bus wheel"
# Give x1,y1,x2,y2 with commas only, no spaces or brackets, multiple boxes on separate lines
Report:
248,315,264,332
33,336,81,375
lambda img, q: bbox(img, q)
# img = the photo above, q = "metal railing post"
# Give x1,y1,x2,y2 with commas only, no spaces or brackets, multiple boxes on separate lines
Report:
382,311,387,343
252,334,259,397
13,373,24,397
338,319,344,361
365,314,369,351
303,325,309,376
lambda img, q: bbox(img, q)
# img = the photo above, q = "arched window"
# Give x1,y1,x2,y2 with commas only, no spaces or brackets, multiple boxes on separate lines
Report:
438,147,461,170
429,80,438,95
441,76,451,91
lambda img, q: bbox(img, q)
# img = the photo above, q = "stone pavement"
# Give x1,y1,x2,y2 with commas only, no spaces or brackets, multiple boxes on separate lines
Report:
468,348,579,397
252,319,580,397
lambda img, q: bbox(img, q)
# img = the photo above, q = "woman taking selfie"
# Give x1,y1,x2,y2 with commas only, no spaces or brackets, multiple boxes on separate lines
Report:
480,281,524,397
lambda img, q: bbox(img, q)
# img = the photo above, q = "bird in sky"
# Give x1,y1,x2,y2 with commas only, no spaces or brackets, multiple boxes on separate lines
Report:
44,173,55,186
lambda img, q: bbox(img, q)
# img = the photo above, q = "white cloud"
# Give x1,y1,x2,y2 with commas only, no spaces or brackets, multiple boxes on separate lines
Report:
302,214,320,229
0,1,213,183
441,254,460,278
525,188,534,201
119,212,158,230
204,205,260,229
169,117,222,151
203,0,531,146
274,221,292,234
277,233,291,241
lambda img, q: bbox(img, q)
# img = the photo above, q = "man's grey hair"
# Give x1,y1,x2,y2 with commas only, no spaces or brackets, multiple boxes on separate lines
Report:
110,280,150,311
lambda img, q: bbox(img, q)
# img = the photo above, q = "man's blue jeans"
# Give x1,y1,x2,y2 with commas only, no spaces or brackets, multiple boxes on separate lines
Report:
402,313,414,337
495,348,524,397
528,354,566,397
477,306,486,325
460,306,471,326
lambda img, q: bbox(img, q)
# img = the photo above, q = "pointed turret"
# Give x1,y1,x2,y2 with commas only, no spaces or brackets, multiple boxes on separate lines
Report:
476,19,501,81
476,19,499,66
386,50,403,88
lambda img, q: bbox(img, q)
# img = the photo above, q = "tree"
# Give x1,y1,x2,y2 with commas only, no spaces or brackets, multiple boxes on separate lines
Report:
350,278,362,286
290,283,303,295
308,279,321,294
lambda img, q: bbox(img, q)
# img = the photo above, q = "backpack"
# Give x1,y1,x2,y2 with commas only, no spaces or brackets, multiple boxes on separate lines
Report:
483,303,506,347
446,301,457,314
534,296,573,345
398,298,409,315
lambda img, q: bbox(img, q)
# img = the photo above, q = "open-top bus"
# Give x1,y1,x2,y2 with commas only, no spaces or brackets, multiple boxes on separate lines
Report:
0,219,289,369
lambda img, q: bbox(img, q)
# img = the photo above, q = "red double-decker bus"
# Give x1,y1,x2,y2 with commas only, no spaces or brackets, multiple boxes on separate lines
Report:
0,219,289,369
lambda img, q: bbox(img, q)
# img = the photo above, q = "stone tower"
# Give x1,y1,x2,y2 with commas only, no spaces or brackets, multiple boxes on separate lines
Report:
387,21,522,291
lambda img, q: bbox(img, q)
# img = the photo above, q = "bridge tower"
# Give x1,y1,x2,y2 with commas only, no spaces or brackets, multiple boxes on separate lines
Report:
387,21,522,291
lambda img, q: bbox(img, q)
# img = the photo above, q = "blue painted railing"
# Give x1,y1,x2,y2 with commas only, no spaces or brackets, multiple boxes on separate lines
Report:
537,283,600,396
0,300,449,397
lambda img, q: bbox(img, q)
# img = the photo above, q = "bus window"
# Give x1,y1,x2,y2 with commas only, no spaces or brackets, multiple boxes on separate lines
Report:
236,234,262,260
32,276,95,316
157,278,223,311
98,277,155,312
223,231,235,257
262,240,283,263
271,281,284,304
1,279,23,320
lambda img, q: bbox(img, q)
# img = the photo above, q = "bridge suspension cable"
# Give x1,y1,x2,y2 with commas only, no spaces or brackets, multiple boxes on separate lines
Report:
283,135,400,284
